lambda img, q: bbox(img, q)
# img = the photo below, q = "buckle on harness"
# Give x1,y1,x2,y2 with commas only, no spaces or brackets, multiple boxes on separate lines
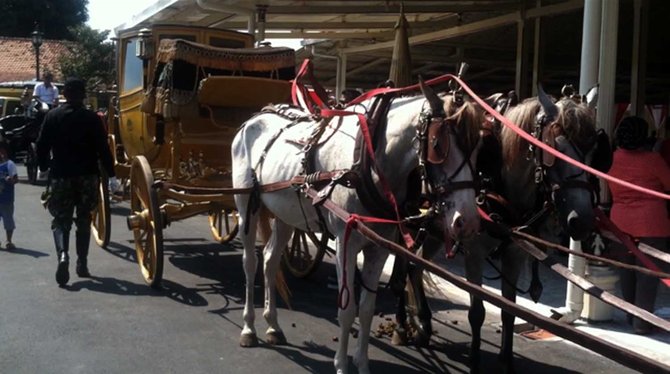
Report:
311,170,359,206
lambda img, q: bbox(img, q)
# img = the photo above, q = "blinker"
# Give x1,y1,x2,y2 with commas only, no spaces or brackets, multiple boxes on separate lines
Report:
426,117,450,164
541,125,557,167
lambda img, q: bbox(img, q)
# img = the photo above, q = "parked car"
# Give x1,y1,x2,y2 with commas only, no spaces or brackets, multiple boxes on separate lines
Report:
0,96,23,118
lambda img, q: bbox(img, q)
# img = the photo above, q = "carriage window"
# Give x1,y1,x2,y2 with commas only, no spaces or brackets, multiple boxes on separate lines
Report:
122,38,143,92
209,37,246,48
5,99,22,115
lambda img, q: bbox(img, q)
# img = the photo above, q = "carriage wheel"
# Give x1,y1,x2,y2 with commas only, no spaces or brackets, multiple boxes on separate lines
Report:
281,230,329,278
26,143,38,185
127,156,164,288
91,173,111,248
208,209,239,243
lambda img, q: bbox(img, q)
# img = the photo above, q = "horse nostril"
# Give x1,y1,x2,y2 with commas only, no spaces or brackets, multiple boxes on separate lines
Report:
567,210,580,229
453,214,464,230
566,210,590,241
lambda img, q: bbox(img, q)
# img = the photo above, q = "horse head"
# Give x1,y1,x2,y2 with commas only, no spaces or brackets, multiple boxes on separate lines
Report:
501,85,611,241
419,77,481,241
535,85,608,241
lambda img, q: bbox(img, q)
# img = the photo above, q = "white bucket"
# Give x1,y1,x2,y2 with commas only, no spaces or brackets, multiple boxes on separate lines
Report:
581,263,620,322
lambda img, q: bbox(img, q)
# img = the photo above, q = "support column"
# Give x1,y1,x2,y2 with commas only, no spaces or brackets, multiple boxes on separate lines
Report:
559,239,586,323
531,0,543,96
336,51,347,103
558,0,604,324
596,0,619,138
247,14,256,42
630,0,649,116
579,0,602,95
515,8,532,99
597,0,619,208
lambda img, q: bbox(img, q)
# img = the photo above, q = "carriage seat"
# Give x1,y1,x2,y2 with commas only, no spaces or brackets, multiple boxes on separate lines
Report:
197,76,291,108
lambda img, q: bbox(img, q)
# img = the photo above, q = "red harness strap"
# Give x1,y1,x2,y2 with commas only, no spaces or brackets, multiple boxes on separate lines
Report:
291,60,329,114
291,60,416,249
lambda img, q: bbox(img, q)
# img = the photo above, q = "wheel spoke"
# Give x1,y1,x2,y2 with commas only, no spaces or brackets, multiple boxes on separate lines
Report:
223,211,231,233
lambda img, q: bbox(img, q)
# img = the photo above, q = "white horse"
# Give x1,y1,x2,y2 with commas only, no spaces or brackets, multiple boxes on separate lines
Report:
232,82,482,374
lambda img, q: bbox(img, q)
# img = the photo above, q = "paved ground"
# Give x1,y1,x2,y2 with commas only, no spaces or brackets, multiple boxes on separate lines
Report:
0,165,665,373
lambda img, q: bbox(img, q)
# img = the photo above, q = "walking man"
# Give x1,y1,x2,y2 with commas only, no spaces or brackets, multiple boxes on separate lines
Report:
36,78,114,287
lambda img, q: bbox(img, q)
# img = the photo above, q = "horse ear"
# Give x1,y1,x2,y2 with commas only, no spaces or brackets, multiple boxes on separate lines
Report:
537,84,559,124
419,76,445,117
584,84,599,110
484,93,503,108
507,90,518,107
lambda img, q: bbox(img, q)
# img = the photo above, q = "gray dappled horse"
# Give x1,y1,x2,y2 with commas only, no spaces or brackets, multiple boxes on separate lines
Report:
231,81,483,374
392,87,609,374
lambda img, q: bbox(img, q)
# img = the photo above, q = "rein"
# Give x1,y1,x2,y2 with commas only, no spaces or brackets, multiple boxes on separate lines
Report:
454,76,670,201
291,60,477,249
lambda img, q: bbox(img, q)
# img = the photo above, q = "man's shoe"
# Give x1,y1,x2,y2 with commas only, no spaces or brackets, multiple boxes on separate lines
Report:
76,263,91,278
56,253,70,286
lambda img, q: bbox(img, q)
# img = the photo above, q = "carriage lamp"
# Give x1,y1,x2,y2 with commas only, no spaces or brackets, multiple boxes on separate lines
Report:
136,28,154,60
31,25,44,80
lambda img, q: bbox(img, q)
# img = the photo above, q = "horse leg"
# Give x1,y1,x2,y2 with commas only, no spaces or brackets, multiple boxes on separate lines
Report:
263,219,293,345
334,237,357,374
236,196,260,348
353,246,389,374
498,251,522,374
464,246,486,374
410,236,441,347
389,254,409,346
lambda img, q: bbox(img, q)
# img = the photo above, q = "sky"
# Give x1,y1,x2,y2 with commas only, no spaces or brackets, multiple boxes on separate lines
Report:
86,0,302,49
87,0,156,34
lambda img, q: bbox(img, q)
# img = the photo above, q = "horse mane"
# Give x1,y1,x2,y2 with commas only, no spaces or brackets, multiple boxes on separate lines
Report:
555,98,597,152
443,95,483,156
501,97,596,168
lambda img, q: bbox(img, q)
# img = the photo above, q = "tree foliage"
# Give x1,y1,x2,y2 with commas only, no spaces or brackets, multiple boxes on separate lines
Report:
0,0,89,40
58,25,115,90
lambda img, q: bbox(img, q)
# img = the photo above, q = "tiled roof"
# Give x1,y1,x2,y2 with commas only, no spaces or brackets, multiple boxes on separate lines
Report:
0,37,73,82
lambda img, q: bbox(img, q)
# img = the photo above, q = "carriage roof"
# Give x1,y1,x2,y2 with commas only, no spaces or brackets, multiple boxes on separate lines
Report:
155,38,295,74
146,38,296,115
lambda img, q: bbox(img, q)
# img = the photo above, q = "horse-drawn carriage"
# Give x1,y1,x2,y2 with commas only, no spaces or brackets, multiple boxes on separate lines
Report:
92,25,328,287
86,23,670,374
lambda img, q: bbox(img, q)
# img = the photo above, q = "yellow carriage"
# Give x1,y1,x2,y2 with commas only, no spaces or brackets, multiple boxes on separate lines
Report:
93,25,327,287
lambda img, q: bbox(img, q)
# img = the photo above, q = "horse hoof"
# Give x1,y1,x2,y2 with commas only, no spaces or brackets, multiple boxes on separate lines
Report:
391,329,408,346
413,330,431,348
266,330,287,345
239,333,259,347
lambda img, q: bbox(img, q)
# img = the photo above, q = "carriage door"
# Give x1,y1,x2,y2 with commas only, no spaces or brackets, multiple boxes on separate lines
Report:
118,36,151,158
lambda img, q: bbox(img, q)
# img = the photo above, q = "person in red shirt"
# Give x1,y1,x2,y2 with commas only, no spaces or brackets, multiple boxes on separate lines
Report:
608,115,670,334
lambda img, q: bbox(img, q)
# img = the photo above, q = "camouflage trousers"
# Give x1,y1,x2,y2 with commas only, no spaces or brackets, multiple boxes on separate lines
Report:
47,175,99,233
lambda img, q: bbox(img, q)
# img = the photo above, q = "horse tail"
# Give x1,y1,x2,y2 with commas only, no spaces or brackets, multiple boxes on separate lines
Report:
256,205,293,308
421,271,443,299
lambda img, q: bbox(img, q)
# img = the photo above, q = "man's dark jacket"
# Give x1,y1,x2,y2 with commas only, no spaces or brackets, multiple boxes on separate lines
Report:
36,103,115,178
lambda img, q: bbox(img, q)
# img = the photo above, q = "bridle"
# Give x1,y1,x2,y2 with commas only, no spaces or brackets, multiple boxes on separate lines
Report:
529,100,598,214
414,92,478,219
